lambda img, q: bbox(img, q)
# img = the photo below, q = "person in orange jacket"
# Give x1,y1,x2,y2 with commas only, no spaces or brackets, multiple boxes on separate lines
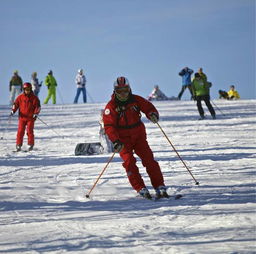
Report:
10,82,41,151
103,76,168,199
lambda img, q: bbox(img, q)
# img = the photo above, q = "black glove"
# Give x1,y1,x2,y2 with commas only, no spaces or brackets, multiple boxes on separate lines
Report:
149,112,159,123
113,140,124,153
33,114,38,120
10,111,14,117
193,95,197,101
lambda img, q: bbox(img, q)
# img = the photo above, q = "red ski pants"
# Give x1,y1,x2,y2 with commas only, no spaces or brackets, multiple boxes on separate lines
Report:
119,134,165,192
16,119,35,146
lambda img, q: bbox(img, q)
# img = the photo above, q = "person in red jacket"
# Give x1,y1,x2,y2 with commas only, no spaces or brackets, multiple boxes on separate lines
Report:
103,76,168,199
10,82,41,151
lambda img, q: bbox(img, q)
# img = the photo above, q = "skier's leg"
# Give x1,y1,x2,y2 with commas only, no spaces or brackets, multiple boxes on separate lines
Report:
134,137,165,189
178,86,186,99
52,88,56,104
196,97,204,117
119,141,146,192
44,89,51,104
74,88,81,103
188,84,193,99
204,95,216,117
16,119,26,146
10,86,15,105
82,88,87,103
27,120,35,146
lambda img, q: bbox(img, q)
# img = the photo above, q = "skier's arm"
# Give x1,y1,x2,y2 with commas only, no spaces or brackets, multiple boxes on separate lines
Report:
34,98,41,115
102,106,120,142
11,97,20,114
135,95,159,122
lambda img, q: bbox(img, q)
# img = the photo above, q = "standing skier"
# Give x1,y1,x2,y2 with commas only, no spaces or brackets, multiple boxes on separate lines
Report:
10,82,41,151
191,73,216,120
103,76,168,199
44,70,57,104
74,69,87,103
9,70,23,105
31,72,42,97
178,67,194,100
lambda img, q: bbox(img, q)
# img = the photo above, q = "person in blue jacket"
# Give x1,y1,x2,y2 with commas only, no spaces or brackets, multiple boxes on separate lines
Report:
178,67,194,100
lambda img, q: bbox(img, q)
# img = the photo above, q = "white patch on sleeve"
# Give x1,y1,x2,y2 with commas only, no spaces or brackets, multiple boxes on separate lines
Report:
104,108,110,115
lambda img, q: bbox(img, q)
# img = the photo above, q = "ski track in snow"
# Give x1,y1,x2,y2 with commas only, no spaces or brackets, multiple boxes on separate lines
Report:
0,100,255,254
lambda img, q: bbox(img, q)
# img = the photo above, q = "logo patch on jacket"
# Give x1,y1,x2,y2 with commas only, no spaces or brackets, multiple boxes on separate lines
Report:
104,108,110,115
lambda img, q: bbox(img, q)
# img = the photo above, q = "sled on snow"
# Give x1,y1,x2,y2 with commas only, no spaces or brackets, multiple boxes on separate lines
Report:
75,142,104,156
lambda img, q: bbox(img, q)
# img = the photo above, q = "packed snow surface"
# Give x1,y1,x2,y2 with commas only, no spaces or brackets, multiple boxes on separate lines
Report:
0,99,255,254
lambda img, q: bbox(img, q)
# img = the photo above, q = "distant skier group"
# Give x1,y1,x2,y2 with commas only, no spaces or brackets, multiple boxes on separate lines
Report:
147,66,240,120
9,69,88,106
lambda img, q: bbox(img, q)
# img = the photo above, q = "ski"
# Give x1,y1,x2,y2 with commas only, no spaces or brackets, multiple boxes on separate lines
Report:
12,149,33,153
153,194,183,201
157,194,182,200
138,193,183,201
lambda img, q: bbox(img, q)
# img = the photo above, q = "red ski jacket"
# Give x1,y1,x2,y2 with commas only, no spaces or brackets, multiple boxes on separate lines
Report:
12,92,41,120
103,94,159,142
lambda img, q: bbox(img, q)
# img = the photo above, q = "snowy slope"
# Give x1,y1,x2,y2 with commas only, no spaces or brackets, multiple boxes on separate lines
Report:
0,99,255,254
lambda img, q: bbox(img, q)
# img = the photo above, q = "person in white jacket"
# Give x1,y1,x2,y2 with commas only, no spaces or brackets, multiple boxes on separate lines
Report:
31,72,42,97
74,69,87,103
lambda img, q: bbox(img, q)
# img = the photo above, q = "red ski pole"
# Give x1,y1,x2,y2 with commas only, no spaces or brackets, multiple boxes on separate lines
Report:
86,152,116,198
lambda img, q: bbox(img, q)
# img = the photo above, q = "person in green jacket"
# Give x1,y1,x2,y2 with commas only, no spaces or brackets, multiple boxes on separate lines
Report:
191,72,216,120
198,67,207,82
44,70,57,104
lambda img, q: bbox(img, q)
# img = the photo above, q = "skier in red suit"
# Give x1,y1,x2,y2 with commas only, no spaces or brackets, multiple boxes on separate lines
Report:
103,76,168,199
10,82,41,151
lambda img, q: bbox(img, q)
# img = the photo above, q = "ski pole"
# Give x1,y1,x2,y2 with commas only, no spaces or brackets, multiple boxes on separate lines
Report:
86,152,116,198
57,87,65,104
87,90,95,103
37,116,64,139
211,100,226,116
156,122,199,185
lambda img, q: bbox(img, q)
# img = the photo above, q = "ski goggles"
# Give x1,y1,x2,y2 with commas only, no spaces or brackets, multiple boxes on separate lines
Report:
115,87,130,95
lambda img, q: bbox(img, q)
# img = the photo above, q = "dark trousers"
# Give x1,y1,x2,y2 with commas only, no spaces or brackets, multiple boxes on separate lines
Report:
178,84,193,99
196,95,215,117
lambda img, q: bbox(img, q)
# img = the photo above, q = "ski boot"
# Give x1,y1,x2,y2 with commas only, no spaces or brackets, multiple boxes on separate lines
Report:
198,115,205,120
138,187,152,200
155,186,169,199
16,145,22,152
28,145,34,151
